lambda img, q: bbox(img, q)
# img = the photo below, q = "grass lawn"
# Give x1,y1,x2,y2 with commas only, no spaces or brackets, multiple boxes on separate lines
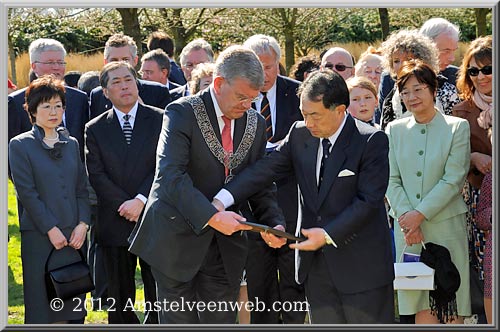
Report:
7,180,145,324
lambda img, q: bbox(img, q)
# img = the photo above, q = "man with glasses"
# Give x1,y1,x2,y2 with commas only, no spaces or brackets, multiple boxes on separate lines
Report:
129,45,286,324
242,34,305,324
420,18,460,86
320,47,355,81
169,38,214,102
9,38,89,160
139,48,180,91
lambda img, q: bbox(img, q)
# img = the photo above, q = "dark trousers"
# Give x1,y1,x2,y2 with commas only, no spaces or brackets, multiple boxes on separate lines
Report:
102,246,158,324
151,238,240,324
246,236,306,323
305,251,395,324
87,207,108,307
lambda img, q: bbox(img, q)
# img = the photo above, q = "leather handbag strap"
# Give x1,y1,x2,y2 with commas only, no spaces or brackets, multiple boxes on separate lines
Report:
398,241,427,263
45,247,86,273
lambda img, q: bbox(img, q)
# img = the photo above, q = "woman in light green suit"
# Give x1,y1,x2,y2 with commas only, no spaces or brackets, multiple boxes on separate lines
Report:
385,60,471,324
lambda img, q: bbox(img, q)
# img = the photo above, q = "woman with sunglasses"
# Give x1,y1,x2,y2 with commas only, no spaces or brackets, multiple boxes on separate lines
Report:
378,29,461,130
452,35,492,323
386,59,471,325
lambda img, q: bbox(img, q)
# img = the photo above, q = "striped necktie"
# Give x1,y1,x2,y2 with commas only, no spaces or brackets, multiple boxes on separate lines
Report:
260,92,273,141
123,114,133,145
318,138,332,190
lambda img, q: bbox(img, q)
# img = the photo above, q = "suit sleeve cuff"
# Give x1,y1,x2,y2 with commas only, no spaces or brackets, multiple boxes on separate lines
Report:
213,189,235,209
324,230,337,248
135,194,147,204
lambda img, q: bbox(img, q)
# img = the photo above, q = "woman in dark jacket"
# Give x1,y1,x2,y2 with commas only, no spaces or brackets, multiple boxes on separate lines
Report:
9,75,91,324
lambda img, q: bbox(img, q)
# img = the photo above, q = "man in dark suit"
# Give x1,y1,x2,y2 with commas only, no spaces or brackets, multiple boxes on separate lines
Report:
129,46,286,324
85,62,163,324
242,34,305,324
214,70,395,324
9,38,89,160
169,38,214,102
139,49,180,91
89,33,171,120
147,31,187,86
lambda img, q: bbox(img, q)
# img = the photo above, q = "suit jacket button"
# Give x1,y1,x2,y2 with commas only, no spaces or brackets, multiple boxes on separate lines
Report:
316,216,321,222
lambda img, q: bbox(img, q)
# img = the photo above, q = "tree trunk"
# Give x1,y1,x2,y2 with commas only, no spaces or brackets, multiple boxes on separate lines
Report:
277,8,297,74
8,34,17,85
116,8,142,69
378,8,390,40
474,8,489,37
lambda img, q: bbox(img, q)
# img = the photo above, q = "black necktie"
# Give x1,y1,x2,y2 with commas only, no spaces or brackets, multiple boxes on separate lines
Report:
123,114,132,145
318,138,332,190
260,92,273,141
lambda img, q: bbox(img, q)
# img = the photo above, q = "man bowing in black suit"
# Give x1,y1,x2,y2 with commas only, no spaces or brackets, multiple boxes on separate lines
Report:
129,45,286,324
85,62,163,324
214,70,395,324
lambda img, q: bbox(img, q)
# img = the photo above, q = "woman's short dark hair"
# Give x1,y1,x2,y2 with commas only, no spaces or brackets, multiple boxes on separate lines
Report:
24,75,66,124
396,59,438,96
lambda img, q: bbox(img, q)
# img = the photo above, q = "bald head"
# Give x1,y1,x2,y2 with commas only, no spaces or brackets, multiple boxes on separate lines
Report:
321,47,354,80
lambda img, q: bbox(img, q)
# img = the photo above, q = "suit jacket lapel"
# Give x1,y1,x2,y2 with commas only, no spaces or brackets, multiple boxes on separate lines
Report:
201,91,226,177
123,105,151,180
302,135,320,206
105,110,128,159
317,115,353,207
233,112,247,152
274,77,287,142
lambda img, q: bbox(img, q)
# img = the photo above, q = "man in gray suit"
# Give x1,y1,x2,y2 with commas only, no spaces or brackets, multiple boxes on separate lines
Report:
129,45,286,324
214,70,394,324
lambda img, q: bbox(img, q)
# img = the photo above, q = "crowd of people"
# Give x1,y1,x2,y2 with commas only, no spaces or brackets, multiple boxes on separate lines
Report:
7,17,493,325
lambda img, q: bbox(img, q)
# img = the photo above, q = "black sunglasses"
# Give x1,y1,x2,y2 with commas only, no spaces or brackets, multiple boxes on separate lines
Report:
467,65,492,77
324,63,353,72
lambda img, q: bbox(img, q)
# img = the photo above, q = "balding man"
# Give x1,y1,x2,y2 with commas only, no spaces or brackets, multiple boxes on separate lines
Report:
419,17,460,86
320,47,355,81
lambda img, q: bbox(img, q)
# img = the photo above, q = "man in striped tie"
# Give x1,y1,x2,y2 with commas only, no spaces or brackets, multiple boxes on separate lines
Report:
85,61,164,324
242,34,305,324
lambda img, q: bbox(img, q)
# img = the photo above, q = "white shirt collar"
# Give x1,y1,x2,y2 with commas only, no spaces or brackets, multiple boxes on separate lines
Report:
114,101,139,127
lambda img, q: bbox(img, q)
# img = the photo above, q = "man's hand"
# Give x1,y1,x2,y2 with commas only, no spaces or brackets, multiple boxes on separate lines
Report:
289,228,326,251
261,225,287,249
118,198,145,222
47,226,68,249
207,211,252,235
212,198,225,212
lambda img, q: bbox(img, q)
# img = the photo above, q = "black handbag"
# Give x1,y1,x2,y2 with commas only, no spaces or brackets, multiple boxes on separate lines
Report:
45,247,95,301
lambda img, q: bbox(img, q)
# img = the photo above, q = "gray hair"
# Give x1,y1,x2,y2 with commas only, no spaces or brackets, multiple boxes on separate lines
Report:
140,49,171,72
419,18,460,41
214,45,264,90
243,34,281,62
104,33,137,61
379,29,439,76
99,61,137,88
179,38,214,67
29,38,66,64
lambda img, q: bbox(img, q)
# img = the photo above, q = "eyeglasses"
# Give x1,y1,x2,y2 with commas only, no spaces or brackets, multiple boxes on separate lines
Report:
467,65,492,77
400,85,429,99
34,61,67,66
324,63,353,72
238,95,260,104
